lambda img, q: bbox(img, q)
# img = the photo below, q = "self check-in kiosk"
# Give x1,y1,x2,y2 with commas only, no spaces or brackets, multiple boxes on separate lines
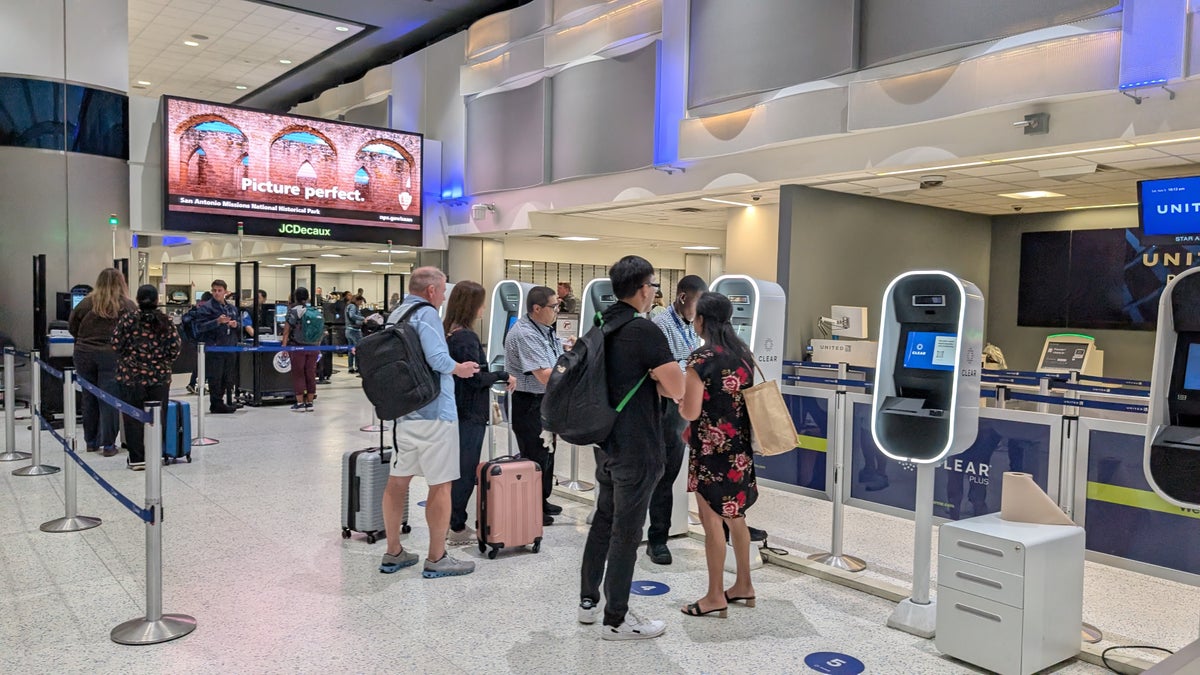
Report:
1146,267,1200,508
871,270,984,638
1037,333,1103,377
486,280,535,373
579,278,617,336
710,275,787,382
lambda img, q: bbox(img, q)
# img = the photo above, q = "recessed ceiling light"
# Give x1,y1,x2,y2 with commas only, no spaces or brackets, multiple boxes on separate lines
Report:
376,249,410,254
266,264,289,268
1063,202,1138,210
510,263,533,268
351,269,373,273
997,190,1066,200
335,26,350,32
277,257,301,261
279,59,293,65
320,253,343,257
994,145,1130,163
234,85,248,90
136,80,151,86
701,197,752,207
183,40,200,47
1136,135,1200,147
190,34,209,40
371,262,394,266
214,261,236,266
681,246,720,251
558,236,599,242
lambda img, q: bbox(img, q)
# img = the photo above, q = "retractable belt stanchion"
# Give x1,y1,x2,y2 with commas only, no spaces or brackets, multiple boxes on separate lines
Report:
13,350,58,476
1058,372,1104,645
192,343,218,446
111,402,197,645
360,415,389,434
561,441,593,492
808,362,866,572
1,347,31,462
40,368,101,532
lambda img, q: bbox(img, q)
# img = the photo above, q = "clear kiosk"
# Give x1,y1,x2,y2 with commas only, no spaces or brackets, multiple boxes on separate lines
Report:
578,278,617,336
871,270,984,638
710,275,787,382
486,280,535,373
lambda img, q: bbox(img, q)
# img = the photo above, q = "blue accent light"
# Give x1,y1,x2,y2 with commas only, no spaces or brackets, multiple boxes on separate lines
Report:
1118,0,1186,91
131,234,138,248
162,236,189,247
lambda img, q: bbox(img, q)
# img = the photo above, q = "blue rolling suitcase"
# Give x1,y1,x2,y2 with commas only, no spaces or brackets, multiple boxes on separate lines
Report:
164,400,192,464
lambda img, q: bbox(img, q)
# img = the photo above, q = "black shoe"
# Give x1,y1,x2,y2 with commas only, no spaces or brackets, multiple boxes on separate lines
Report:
748,527,768,543
543,513,554,526
543,501,563,515
647,543,672,565
210,404,236,414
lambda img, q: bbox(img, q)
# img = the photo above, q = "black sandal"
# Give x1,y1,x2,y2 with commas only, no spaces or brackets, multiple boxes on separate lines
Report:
682,601,728,618
725,591,757,607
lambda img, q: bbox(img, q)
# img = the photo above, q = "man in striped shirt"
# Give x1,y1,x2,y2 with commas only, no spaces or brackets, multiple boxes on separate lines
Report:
645,275,707,564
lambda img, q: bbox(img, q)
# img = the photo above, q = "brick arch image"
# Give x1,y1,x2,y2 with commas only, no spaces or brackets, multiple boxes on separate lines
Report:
268,124,338,190
355,138,421,214
173,114,248,194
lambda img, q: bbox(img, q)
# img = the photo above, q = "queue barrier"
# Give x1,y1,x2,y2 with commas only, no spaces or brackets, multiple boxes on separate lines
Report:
2,347,31,462
0,348,198,644
12,351,59,476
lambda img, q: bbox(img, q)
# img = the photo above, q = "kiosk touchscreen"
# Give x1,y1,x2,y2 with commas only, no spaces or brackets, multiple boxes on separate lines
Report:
1036,333,1102,376
486,280,535,373
871,272,984,464
579,278,617,336
710,275,786,383
1145,267,1200,508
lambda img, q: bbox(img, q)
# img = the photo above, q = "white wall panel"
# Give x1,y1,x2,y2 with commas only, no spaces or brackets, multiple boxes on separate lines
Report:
0,2,65,82
65,0,127,92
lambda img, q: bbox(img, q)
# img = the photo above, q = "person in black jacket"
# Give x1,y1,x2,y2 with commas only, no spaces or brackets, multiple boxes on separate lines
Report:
442,281,515,545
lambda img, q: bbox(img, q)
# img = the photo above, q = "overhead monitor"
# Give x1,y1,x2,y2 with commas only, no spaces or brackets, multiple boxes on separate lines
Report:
162,96,422,245
1139,175,1200,239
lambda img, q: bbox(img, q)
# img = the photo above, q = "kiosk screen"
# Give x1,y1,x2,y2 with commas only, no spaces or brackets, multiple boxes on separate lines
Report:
506,315,519,337
1185,343,1200,391
733,323,751,343
1040,341,1088,371
903,331,956,371
274,304,288,325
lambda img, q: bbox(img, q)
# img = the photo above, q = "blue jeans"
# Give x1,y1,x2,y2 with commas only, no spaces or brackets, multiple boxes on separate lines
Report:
450,420,488,532
345,328,362,370
73,349,120,449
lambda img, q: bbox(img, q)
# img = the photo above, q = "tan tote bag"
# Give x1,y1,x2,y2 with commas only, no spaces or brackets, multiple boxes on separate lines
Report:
742,361,799,456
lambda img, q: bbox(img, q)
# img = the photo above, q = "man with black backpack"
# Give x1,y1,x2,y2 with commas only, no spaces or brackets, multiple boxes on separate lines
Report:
378,267,481,579
575,256,685,641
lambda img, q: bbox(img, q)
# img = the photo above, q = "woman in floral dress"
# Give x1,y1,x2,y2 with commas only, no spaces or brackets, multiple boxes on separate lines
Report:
678,291,758,618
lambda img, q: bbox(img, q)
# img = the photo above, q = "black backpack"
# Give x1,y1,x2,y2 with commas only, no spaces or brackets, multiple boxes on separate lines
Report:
540,314,646,446
356,302,439,419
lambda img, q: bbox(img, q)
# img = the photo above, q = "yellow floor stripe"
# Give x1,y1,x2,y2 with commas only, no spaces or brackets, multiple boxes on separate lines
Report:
1086,482,1200,521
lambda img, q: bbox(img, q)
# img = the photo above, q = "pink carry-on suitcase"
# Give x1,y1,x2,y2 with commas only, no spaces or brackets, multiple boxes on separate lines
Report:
476,456,544,559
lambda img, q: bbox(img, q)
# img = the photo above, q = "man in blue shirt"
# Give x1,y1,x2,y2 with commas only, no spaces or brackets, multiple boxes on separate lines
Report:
379,267,481,579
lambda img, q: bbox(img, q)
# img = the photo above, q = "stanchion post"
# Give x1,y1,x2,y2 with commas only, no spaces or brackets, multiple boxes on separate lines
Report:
1037,376,1051,414
192,343,218,446
886,462,937,638
1,347,31,462
561,441,594,492
40,369,101,532
996,384,1008,410
111,402,196,645
808,362,866,572
14,350,59,476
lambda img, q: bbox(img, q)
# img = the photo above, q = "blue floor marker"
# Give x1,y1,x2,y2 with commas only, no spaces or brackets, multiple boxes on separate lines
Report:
629,580,669,596
803,652,864,674
417,500,426,507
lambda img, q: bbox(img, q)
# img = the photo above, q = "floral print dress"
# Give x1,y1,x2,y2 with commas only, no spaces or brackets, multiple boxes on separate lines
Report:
684,345,758,518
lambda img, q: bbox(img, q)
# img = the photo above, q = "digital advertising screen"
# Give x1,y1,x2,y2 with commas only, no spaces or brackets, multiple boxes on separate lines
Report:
903,331,956,371
1140,176,1200,239
162,96,422,245
1039,341,1088,371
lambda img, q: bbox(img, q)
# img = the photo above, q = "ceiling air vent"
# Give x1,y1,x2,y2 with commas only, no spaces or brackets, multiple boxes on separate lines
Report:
675,207,703,213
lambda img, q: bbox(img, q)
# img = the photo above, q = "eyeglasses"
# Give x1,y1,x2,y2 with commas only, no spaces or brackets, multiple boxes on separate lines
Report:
644,282,661,289
542,303,561,311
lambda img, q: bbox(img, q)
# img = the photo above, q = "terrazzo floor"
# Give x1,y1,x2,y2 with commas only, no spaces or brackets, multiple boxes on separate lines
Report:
0,361,1177,673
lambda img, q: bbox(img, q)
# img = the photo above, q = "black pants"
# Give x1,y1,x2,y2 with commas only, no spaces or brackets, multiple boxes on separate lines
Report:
118,381,170,464
512,391,555,503
647,399,688,546
205,351,235,408
581,446,663,627
450,420,488,532
74,349,120,450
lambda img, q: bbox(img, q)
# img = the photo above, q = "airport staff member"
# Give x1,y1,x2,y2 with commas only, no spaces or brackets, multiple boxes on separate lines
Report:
504,286,566,525
557,281,579,314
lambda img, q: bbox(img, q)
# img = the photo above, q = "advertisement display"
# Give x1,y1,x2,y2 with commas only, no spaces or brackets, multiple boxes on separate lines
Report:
162,96,422,245
849,402,1053,520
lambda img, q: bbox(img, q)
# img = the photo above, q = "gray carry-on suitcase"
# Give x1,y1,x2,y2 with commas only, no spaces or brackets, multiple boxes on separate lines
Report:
341,446,409,543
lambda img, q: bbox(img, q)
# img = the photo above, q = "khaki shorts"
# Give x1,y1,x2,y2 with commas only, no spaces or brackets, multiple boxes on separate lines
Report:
390,419,460,485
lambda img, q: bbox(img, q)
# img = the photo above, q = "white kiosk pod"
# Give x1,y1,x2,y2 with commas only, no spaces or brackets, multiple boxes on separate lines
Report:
709,275,787,382
486,280,535,372
871,270,984,638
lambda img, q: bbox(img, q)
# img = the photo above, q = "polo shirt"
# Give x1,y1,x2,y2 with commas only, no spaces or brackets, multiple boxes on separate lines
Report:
504,314,564,394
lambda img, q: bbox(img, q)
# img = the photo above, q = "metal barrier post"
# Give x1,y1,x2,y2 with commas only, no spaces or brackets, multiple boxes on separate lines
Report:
996,384,1008,410
360,416,390,433
808,362,866,572
1,348,31,461
192,343,218,446
13,351,58,476
561,442,593,491
40,369,101,532
111,402,197,645
887,462,937,638
1060,373,1102,645
1037,376,1051,414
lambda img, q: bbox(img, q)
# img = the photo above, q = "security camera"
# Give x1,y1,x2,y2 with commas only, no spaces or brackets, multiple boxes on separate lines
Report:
751,194,762,201
1012,205,1023,212
919,175,946,189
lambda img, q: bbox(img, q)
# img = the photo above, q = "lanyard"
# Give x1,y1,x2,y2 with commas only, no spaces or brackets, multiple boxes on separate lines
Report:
669,305,696,351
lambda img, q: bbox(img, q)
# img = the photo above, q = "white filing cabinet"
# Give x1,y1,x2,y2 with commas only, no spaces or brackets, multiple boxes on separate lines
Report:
935,514,1084,675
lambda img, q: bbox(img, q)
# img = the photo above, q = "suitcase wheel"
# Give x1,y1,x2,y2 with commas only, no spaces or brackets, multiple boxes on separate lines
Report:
366,532,377,544
341,528,351,540
531,539,541,554
487,547,498,560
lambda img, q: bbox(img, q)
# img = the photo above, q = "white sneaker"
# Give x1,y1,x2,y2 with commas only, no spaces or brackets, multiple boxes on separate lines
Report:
600,611,665,641
578,599,601,625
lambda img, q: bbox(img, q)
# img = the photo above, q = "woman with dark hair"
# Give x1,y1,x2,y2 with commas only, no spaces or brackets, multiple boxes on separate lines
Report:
282,287,319,412
113,285,181,470
678,291,758,618
442,281,515,545
69,268,137,456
